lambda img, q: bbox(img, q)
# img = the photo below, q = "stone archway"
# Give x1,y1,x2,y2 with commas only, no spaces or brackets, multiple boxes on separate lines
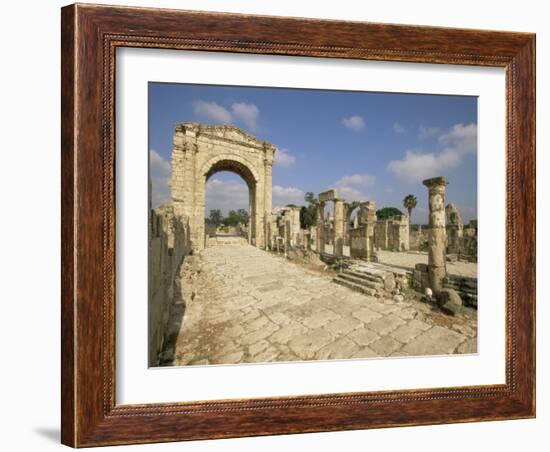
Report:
200,155,258,246
170,123,275,251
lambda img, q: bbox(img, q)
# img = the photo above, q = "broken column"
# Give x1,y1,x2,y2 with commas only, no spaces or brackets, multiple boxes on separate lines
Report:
315,201,326,254
333,199,345,257
284,220,291,257
423,177,448,293
289,206,302,247
317,189,338,255
445,203,464,254
362,201,377,260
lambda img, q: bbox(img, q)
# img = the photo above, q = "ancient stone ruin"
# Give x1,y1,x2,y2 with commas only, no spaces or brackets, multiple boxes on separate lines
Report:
170,122,275,250
374,214,410,252
423,176,449,294
149,123,479,365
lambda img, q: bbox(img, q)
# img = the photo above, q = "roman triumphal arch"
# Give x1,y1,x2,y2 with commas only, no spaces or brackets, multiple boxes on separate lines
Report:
170,123,275,251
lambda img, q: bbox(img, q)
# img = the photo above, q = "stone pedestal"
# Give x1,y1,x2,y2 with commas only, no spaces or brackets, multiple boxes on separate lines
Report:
423,177,449,293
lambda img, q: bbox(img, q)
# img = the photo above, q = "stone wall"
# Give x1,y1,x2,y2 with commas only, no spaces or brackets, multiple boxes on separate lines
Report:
149,205,192,366
409,224,429,250
412,263,430,292
413,264,478,309
266,207,303,252
443,274,478,308
445,203,464,254
349,224,374,259
204,222,217,238
266,213,278,250
283,207,301,248
443,204,477,259
374,215,410,251
457,219,478,260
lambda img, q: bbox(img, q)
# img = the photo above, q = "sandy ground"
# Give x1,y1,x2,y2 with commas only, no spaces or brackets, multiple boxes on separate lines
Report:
375,250,477,278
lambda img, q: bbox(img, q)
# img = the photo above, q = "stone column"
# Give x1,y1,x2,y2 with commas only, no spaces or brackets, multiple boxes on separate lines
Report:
290,206,301,247
362,201,377,261
343,203,350,246
423,177,449,293
248,186,254,245
333,199,345,257
263,154,274,250
284,220,291,257
316,202,325,254
445,203,463,254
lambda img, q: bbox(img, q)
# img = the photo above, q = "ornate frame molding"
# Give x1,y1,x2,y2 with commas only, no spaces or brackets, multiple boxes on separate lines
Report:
61,4,535,447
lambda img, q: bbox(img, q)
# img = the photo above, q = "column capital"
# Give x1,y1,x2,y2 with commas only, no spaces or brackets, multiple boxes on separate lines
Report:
422,176,449,188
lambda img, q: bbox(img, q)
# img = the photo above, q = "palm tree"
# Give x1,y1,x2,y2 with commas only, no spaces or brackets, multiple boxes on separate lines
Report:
403,194,417,224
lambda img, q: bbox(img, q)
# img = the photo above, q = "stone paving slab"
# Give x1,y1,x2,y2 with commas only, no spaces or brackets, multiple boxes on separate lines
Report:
166,244,478,366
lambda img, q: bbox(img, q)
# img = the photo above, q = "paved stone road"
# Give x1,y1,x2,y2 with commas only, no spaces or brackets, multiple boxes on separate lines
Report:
168,243,477,366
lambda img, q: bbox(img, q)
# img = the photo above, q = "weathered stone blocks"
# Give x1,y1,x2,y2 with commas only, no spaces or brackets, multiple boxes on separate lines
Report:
170,123,275,251
423,176,449,293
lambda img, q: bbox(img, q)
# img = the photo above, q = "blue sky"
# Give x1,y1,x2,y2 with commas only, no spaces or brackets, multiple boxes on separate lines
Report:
149,82,478,224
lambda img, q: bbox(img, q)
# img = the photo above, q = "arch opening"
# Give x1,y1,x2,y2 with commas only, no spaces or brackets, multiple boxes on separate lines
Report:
205,170,252,243
200,158,259,247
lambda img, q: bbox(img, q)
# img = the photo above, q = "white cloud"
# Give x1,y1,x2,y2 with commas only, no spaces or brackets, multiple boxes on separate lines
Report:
332,173,375,202
388,123,477,183
336,186,369,200
341,115,365,131
335,174,375,188
193,100,232,123
149,150,171,207
418,125,441,139
272,185,306,207
231,102,259,131
205,177,249,214
388,151,452,184
192,100,261,132
393,122,406,134
438,122,477,152
206,179,306,212
274,148,296,168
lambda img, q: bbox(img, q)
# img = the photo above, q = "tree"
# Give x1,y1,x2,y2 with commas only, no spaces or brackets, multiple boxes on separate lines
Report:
222,210,238,227
403,194,418,224
222,209,249,227
208,209,223,226
305,192,317,205
236,208,249,225
376,207,403,220
301,192,318,229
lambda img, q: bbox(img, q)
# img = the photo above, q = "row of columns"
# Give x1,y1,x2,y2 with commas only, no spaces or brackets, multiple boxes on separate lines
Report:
315,198,376,259
316,198,345,257
310,178,449,296
308,178,449,297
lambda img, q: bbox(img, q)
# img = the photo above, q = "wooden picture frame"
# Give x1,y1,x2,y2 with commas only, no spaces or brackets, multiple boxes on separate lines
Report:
61,3,535,447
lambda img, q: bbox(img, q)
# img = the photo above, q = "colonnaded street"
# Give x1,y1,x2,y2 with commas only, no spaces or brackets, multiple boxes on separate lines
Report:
162,242,477,366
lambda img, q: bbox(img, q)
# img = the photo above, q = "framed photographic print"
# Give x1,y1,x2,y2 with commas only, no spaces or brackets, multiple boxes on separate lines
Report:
61,3,536,447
